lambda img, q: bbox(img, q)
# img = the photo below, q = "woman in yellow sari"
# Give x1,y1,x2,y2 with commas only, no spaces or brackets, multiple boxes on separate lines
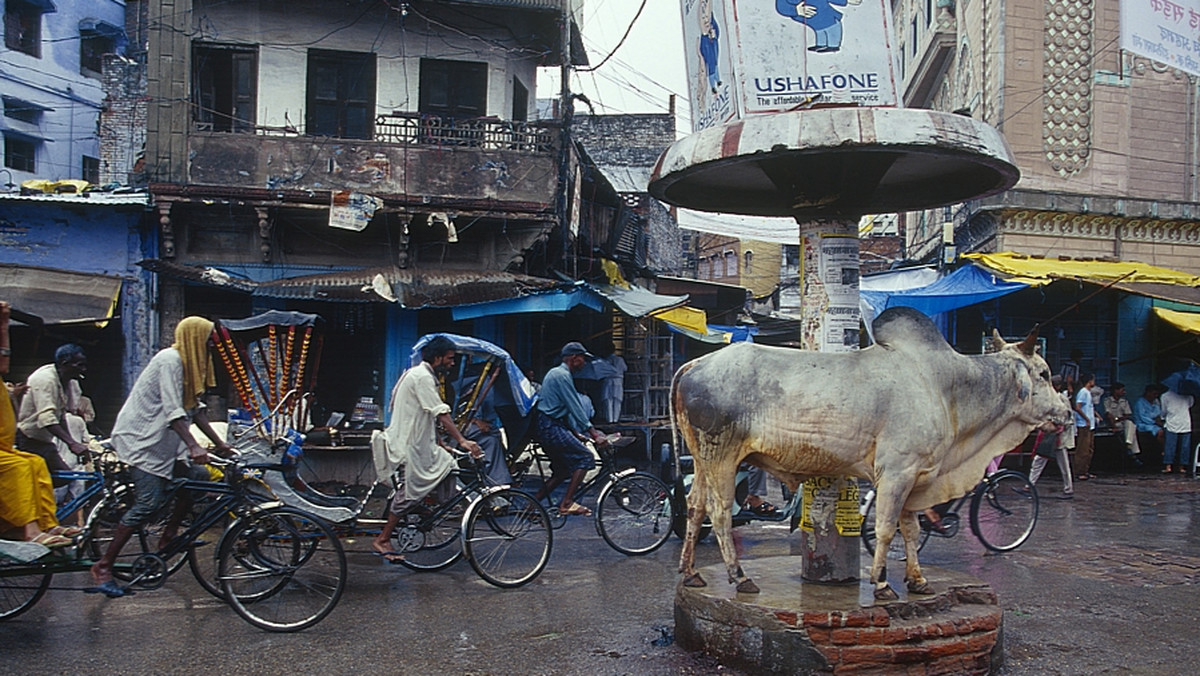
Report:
0,301,77,548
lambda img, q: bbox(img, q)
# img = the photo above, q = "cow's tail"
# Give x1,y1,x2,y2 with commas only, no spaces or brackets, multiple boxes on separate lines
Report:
668,360,695,479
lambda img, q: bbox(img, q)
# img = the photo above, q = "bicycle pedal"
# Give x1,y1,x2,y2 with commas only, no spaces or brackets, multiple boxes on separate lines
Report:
933,514,960,537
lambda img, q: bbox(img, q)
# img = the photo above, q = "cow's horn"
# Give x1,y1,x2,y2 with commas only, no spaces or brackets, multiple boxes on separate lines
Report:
988,329,1006,353
1017,325,1040,356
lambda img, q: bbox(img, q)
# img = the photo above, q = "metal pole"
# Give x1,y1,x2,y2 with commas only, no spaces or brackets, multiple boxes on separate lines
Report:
558,0,573,277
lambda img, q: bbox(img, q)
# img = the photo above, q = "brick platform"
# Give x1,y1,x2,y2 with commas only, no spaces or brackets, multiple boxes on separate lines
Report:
675,559,1003,675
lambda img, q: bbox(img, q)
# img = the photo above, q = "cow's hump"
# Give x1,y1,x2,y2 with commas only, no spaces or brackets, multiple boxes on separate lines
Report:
871,307,953,353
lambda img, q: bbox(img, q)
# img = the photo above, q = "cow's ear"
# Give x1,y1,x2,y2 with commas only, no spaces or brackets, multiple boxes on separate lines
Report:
1017,326,1040,356
988,329,1006,353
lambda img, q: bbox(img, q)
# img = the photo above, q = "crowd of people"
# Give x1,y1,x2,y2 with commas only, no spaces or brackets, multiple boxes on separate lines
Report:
1025,360,1196,499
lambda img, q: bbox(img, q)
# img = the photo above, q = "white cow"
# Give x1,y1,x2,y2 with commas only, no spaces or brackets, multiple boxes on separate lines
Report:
672,307,1071,598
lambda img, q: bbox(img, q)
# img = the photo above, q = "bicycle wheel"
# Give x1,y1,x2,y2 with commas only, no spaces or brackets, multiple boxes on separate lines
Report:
0,568,51,620
187,511,233,599
463,488,551,588
596,472,672,556
218,507,346,632
671,475,712,542
860,491,931,560
85,492,189,582
395,505,464,572
969,470,1038,552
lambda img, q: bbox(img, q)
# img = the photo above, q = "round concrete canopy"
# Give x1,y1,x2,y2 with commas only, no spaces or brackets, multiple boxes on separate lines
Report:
648,107,1019,220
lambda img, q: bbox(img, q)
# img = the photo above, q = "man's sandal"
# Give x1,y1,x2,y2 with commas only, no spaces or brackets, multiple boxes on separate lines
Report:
31,532,73,548
560,502,592,517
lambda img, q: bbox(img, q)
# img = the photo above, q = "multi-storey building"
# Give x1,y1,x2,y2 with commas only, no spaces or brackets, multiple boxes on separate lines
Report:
893,0,1200,385
128,0,646,418
1,0,127,187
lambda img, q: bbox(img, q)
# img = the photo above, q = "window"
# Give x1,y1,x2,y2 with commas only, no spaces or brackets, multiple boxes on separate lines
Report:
307,49,375,139
698,258,709,280
4,134,36,173
82,155,100,185
723,250,737,277
80,21,122,76
4,0,41,57
193,44,258,133
926,0,933,26
512,77,528,122
911,18,918,55
743,250,754,275
419,59,487,119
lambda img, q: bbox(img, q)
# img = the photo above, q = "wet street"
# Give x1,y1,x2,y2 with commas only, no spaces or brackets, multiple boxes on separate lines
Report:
2,470,1199,675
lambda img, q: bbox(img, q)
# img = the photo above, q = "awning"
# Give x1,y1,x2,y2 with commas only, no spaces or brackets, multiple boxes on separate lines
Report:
675,208,799,245
78,18,123,38
1,128,53,144
861,264,1029,318
964,252,1200,287
1,95,53,114
1153,307,1200,335
0,264,121,326
450,281,689,322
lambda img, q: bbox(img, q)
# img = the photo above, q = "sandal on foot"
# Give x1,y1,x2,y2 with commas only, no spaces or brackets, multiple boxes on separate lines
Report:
747,501,780,516
84,580,131,598
1162,466,1175,474
560,502,592,517
31,532,73,549
372,551,405,565
49,525,84,537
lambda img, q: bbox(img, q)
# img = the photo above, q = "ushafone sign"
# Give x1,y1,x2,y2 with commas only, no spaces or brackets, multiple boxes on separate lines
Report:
679,0,900,132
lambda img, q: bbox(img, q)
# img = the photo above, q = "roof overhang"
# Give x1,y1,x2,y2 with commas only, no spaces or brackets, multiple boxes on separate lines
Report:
0,264,121,326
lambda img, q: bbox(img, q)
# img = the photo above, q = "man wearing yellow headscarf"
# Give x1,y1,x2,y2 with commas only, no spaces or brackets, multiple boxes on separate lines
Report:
88,316,233,597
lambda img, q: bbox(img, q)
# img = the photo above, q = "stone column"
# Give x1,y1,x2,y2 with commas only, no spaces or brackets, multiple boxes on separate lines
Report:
795,216,861,584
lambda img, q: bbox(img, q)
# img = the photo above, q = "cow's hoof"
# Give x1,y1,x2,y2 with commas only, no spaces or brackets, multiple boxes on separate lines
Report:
682,573,707,588
906,579,933,595
735,578,760,594
874,585,899,601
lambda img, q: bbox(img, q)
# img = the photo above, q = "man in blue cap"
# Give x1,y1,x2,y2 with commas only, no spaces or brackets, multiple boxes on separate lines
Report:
532,342,609,516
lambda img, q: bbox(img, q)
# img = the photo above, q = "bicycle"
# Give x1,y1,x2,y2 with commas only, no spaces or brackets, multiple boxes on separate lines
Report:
236,430,554,589
0,452,347,632
508,431,674,556
859,469,1039,560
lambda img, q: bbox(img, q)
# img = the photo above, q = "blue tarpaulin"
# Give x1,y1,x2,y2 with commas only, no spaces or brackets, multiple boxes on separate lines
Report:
860,264,1029,318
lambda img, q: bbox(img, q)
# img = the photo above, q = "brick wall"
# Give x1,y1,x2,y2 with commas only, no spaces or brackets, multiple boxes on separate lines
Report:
99,54,147,187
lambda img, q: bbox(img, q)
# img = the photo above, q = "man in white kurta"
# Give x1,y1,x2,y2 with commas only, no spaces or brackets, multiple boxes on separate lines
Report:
372,336,481,562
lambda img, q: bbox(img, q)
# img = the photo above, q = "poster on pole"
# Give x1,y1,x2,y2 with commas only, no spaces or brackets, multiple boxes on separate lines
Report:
1120,0,1200,77
801,233,861,352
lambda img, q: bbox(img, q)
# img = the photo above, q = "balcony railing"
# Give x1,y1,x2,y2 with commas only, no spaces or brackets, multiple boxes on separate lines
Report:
238,112,558,154
374,112,558,153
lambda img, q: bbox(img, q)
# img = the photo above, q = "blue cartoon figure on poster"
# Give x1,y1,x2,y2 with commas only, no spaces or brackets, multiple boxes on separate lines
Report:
699,0,721,94
776,0,862,53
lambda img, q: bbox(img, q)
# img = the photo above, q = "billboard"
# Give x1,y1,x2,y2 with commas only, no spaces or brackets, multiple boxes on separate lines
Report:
1121,0,1200,77
681,0,900,131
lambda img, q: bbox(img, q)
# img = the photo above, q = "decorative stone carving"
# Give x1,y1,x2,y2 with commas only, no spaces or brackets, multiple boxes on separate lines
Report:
158,202,174,258
256,207,272,262
1043,0,1095,176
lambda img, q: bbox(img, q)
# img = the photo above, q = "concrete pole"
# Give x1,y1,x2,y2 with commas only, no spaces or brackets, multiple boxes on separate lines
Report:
794,216,861,584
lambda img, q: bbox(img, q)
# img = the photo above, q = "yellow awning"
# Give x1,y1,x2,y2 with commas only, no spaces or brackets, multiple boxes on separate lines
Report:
1153,307,1200,335
650,305,710,336
964,252,1200,287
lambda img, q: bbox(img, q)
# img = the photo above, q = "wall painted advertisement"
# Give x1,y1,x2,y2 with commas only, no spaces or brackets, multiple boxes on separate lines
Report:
681,0,739,130
1121,0,1200,77
680,0,900,128
732,0,899,112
